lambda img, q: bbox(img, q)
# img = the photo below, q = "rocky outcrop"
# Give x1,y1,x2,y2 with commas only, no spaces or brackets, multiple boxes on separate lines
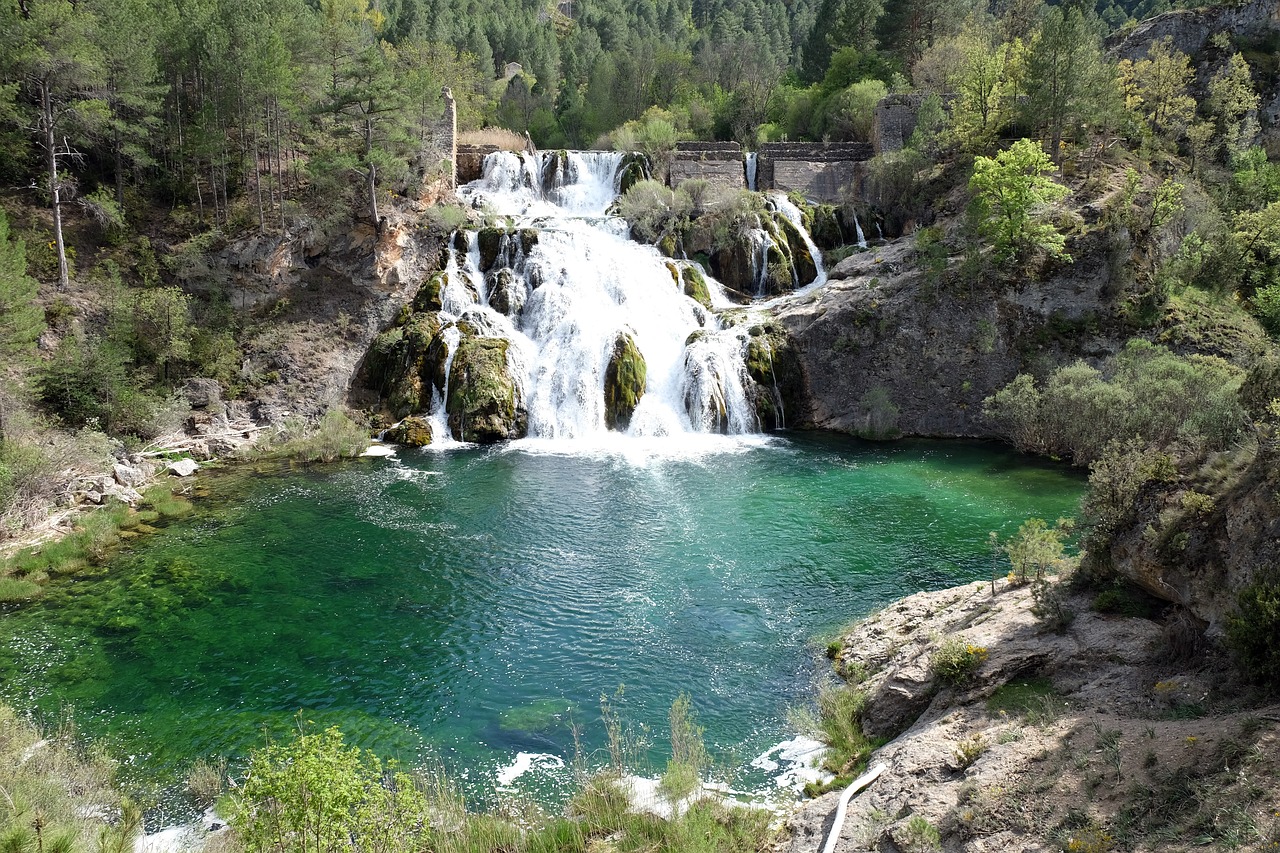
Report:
782,581,1280,853
603,333,647,430
1107,0,1280,63
769,235,1134,436
1105,444,1280,636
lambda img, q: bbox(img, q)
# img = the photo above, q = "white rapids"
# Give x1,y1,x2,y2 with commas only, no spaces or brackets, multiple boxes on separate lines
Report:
437,150,763,441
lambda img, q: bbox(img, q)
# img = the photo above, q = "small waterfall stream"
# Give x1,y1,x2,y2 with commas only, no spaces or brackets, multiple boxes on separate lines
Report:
441,151,760,440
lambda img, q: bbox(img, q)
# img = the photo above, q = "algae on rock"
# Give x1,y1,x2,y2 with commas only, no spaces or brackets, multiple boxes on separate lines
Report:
446,333,526,443
604,332,648,430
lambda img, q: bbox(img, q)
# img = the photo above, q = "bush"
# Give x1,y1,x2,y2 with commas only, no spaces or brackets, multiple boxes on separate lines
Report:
614,179,691,245
984,339,1248,465
251,410,369,464
1225,571,1280,687
931,637,988,685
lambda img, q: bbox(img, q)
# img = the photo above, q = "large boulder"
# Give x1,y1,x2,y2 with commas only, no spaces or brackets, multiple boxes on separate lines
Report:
743,321,807,431
388,416,433,447
604,333,647,431
446,333,526,443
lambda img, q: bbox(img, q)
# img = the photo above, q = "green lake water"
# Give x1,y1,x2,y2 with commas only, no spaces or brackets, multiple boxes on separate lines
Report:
0,433,1083,814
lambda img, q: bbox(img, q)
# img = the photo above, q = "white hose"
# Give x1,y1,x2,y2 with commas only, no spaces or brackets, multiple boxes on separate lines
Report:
820,762,886,853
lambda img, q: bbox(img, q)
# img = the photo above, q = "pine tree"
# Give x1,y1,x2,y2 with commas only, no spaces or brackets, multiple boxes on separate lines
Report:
3,0,106,288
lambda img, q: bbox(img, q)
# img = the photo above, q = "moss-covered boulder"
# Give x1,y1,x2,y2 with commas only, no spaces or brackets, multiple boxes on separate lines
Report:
388,416,433,447
744,322,806,431
604,333,647,431
713,236,763,299
809,204,848,249
446,333,526,443
619,153,651,195
362,313,444,418
488,268,527,317
413,271,448,312
775,214,818,286
476,228,504,271
680,264,712,309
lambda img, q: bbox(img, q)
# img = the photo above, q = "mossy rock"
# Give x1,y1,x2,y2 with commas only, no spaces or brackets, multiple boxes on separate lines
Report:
680,264,712,309
388,416,433,447
657,232,680,258
476,228,504,271
664,261,680,287
413,272,448,313
604,332,647,431
809,205,848,249
744,323,806,431
713,237,758,297
775,214,818,286
446,334,526,443
488,268,526,317
519,229,538,255
619,153,651,195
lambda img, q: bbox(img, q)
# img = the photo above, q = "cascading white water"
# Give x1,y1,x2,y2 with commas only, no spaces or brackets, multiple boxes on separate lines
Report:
853,210,868,249
768,193,827,291
745,153,758,192
439,150,759,441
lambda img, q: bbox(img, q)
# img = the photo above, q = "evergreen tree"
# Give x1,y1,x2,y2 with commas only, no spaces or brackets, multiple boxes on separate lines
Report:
3,0,106,287
0,209,42,366
1023,7,1114,163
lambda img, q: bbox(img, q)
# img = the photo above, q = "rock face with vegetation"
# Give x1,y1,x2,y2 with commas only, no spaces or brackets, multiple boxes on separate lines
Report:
784,581,1280,852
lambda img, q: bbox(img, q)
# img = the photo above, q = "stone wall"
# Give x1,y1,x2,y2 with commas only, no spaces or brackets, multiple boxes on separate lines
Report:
758,142,871,202
455,144,500,184
669,142,746,191
872,94,927,154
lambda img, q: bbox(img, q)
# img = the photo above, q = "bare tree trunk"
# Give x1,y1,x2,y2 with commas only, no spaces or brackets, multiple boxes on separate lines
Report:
365,116,379,227
41,80,70,289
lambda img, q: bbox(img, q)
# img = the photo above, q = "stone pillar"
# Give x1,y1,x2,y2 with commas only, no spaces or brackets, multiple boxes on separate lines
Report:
442,86,457,189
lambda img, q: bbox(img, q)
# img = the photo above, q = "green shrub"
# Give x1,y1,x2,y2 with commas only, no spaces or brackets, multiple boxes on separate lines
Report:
900,814,941,852
931,637,988,685
1225,571,1280,687
614,179,691,245
815,685,873,776
984,339,1248,465
250,411,369,464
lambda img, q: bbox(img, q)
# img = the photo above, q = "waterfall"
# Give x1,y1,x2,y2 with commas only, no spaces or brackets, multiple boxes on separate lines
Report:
745,153,758,192
768,193,826,291
432,150,759,441
852,210,868,249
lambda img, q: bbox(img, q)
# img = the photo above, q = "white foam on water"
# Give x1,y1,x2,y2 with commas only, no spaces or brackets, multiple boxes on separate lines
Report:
495,751,566,790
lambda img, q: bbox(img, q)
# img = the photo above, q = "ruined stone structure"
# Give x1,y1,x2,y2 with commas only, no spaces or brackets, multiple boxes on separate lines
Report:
757,142,871,202
669,142,746,191
872,94,927,154
455,144,500,184
442,88,457,189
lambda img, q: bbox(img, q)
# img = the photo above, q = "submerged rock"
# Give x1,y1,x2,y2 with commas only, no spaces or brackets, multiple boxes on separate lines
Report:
604,332,648,431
